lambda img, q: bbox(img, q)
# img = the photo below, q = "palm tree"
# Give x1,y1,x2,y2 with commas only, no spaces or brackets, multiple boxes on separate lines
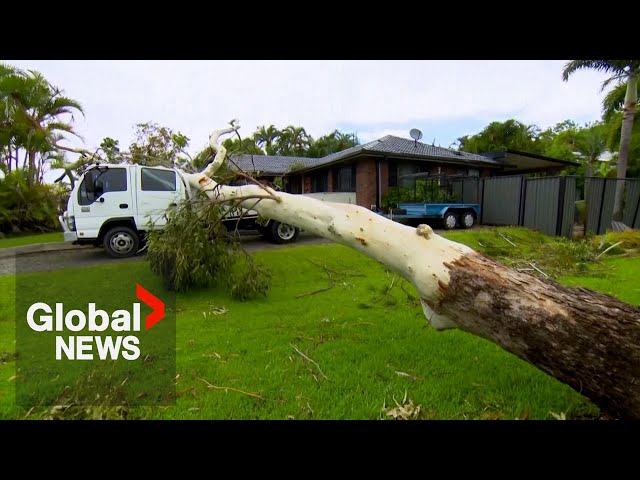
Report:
278,126,310,156
603,81,640,121
573,123,608,201
253,125,280,155
563,60,640,223
0,64,83,184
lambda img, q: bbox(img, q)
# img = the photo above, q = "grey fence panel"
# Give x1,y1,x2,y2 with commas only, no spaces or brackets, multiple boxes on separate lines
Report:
481,176,523,225
523,177,560,237
598,180,618,234
463,178,479,204
585,178,605,235
560,177,577,238
623,179,640,228
449,178,480,204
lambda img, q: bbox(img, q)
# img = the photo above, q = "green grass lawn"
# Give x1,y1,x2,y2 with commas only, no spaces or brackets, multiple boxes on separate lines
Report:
0,232,63,249
1,227,637,420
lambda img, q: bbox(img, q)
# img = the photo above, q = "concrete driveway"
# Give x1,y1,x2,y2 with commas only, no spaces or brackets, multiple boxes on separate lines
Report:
0,231,332,275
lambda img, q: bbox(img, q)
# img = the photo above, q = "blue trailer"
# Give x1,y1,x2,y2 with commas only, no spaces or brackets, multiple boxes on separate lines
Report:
383,202,481,230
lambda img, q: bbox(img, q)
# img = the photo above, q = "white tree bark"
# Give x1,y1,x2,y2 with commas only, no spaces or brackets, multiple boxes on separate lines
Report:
183,124,474,330
181,123,640,419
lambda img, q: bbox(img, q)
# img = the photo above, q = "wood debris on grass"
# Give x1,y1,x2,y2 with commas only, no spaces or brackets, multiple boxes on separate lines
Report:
291,344,328,381
382,390,422,420
395,371,418,382
202,305,228,318
198,377,264,400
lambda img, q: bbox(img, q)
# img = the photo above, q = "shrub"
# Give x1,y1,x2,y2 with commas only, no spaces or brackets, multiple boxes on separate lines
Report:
145,194,271,299
0,170,66,234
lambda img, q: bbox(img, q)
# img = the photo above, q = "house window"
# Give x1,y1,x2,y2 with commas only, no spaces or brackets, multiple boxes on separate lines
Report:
336,165,356,192
388,161,398,187
468,168,479,177
288,176,302,194
311,172,328,192
398,163,420,188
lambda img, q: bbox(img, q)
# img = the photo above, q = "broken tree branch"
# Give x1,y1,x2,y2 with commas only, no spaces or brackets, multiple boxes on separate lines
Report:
188,120,640,420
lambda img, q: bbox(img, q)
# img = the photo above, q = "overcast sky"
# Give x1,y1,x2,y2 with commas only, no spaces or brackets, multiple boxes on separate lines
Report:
6,60,611,179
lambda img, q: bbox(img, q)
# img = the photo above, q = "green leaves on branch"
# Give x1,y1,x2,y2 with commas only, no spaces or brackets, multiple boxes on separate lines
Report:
145,194,271,299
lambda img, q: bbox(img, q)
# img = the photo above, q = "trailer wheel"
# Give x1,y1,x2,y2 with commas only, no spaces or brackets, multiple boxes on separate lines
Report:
461,211,475,229
104,226,140,258
442,211,458,230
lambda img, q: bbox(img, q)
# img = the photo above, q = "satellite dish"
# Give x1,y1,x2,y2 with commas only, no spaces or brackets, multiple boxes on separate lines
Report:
410,128,423,141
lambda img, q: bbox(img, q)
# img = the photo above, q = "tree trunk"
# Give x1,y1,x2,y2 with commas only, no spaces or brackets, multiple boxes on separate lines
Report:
179,125,640,419
612,73,638,222
584,161,592,202
27,150,36,186
437,253,640,420
184,167,640,419
6,143,12,172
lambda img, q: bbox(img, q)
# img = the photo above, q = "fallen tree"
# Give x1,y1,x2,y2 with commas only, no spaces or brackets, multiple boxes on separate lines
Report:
177,121,640,420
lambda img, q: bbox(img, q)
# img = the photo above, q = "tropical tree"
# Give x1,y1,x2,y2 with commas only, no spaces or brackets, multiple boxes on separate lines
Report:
276,126,310,156
307,130,359,157
457,119,544,154
253,125,280,155
562,60,640,223
574,123,608,179
128,122,191,168
0,63,84,185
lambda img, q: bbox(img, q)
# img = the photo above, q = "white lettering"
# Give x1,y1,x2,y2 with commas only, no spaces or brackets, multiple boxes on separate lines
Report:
75,336,93,360
111,310,131,331
88,303,109,331
95,336,123,360
26,302,52,332
56,303,64,331
56,336,74,360
133,303,140,331
65,310,86,332
122,336,140,360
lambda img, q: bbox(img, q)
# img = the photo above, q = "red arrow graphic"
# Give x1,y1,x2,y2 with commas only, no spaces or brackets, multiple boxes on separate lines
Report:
136,283,165,330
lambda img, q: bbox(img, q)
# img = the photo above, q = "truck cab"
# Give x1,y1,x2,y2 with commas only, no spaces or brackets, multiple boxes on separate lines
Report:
59,163,300,258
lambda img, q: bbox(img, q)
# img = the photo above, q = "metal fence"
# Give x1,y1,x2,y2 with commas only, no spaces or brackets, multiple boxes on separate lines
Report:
481,176,524,226
394,173,640,238
585,178,640,234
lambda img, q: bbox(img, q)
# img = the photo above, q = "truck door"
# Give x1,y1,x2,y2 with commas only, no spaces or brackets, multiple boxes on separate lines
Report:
73,166,134,240
136,167,181,230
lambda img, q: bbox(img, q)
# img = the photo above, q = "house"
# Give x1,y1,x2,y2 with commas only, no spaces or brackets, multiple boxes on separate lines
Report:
230,135,578,209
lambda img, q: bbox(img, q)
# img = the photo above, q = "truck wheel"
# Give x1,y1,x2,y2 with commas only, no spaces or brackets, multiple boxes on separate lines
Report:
104,226,140,258
461,211,475,229
269,221,299,244
442,211,458,230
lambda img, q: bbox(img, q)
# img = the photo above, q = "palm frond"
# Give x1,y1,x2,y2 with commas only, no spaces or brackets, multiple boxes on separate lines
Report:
602,83,638,121
562,60,621,81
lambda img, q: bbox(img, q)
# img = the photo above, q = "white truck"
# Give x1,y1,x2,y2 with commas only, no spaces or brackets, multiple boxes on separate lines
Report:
58,163,302,258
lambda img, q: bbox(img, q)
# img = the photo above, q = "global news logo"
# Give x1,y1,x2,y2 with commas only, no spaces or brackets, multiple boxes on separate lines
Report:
25,284,164,361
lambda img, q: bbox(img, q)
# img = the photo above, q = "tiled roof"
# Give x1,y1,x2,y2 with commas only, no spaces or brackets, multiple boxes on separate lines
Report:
228,154,319,175
307,135,500,170
227,135,501,175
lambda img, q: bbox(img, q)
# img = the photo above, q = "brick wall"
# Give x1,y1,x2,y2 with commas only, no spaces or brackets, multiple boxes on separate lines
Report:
356,157,377,209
